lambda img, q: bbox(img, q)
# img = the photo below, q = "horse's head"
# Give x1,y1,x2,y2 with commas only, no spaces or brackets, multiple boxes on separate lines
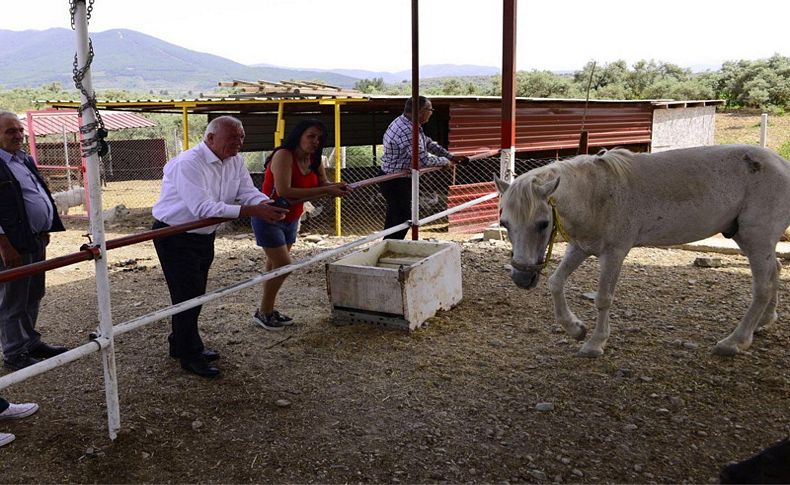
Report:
495,174,560,289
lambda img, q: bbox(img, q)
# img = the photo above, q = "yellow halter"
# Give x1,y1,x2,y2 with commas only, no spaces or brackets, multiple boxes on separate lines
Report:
542,197,570,274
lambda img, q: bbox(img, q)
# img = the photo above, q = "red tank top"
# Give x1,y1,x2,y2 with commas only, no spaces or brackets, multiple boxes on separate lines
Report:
262,149,319,223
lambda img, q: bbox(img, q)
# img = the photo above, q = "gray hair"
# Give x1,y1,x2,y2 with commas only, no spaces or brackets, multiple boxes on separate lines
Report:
204,116,243,139
0,110,20,122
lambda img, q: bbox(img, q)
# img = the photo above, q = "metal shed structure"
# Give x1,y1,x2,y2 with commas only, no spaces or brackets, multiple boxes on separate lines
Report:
47,95,725,157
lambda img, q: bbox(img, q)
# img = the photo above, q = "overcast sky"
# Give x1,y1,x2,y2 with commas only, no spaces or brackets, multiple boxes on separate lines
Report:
5,0,790,72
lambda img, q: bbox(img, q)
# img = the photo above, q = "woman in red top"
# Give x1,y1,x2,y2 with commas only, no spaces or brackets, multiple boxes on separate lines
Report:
251,119,350,330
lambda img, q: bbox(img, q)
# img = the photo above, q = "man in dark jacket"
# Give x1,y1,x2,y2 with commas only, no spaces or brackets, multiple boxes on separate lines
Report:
0,111,68,370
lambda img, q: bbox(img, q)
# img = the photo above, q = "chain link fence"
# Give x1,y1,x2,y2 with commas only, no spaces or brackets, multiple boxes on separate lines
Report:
31,113,193,218
295,146,565,238
31,117,570,238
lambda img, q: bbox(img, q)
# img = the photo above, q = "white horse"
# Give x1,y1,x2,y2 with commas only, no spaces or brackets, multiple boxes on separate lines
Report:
495,145,790,357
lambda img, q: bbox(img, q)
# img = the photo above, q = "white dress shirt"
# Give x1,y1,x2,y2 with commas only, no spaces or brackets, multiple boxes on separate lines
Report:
152,141,268,234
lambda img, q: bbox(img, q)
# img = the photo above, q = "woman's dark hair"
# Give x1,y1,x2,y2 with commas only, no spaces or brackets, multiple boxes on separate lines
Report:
265,118,327,173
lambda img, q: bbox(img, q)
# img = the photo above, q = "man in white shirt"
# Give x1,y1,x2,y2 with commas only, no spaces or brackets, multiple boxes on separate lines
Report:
152,116,287,378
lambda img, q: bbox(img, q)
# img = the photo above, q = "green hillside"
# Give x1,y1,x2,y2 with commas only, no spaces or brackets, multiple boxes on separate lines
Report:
0,28,359,91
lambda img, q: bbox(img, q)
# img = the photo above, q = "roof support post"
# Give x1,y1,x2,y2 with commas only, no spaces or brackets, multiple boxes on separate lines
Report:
274,101,285,147
500,0,517,182
181,105,190,150
410,0,420,241
334,101,342,236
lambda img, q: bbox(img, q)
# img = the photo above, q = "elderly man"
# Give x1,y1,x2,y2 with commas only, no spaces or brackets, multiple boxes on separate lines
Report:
152,116,287,378
0,111,68,371
379,96,467,240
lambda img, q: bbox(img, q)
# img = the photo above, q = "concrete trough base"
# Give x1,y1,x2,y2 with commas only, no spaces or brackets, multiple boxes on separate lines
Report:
331,307,413,331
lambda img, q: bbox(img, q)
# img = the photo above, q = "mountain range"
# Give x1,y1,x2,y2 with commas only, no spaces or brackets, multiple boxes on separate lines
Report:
0,28,499,92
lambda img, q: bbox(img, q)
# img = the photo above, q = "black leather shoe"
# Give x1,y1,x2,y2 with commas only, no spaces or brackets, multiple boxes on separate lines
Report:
30,342,68,359
169,348,219,362
200,350,220,362
180,358,220,378
168,336,219,362
3,352,40,371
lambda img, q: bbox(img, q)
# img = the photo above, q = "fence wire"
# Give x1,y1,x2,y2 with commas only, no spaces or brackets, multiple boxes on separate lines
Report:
31,120,577,237
297,148,572,237
31,113,186,218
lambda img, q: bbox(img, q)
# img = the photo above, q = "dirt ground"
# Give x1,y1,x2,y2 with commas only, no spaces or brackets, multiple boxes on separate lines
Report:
0,211,789,484
1,113,790,483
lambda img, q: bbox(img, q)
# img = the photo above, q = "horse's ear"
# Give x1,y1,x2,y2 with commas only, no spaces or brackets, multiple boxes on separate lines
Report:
536,177,560,198
494,176,511,195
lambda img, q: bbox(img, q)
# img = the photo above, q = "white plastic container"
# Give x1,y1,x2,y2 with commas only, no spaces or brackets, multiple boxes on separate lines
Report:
326,240,463,331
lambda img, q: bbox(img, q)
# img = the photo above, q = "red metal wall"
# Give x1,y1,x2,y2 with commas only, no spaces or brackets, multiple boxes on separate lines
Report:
448,101,653,155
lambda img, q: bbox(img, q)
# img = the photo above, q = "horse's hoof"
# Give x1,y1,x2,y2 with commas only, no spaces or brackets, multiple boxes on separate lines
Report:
712,342,739,357
576,346,603,358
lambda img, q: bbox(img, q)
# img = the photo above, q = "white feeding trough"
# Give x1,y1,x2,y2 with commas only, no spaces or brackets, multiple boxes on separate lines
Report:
326,240,463,331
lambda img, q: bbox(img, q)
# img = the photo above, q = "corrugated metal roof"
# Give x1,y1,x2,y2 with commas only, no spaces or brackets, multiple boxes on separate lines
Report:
42,96,724,154
27,109,157,137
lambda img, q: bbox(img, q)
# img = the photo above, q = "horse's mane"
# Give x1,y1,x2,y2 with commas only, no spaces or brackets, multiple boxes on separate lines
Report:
502,148,634,223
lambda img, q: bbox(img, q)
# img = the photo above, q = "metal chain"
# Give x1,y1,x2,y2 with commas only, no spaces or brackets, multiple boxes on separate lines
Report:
69,0,107,158
69,0,94,30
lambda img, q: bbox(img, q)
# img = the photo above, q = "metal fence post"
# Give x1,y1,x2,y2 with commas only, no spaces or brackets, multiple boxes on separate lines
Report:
760,113,768,148
73,0,121,441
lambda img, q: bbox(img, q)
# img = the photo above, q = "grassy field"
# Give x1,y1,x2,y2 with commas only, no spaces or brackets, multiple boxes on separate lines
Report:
715,110,790,156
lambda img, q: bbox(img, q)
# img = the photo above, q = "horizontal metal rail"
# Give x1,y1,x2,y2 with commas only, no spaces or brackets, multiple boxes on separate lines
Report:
0,150,502,285
0,217,229,284
0,222,409,391
419,192,498,226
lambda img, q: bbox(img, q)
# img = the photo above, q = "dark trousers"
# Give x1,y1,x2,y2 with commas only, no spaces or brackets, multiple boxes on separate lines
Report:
152,221,215,362
379,175,412,240
0,235,45,359
0,397,8,413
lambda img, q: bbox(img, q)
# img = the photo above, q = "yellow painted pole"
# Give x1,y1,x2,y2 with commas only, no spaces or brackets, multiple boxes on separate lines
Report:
274,101,285,146
181,106,190,149
334,102,342,236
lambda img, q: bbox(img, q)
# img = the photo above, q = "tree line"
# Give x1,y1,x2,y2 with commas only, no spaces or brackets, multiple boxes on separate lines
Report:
2,54,787,118
354,54,790,113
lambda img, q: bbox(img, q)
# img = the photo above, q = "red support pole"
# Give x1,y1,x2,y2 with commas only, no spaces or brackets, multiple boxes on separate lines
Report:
501,0,517,152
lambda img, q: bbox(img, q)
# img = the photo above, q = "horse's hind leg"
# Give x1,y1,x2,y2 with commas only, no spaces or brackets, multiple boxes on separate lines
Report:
714,240,780,356
756,258,781,333
578,248,628,358
547,242,589,340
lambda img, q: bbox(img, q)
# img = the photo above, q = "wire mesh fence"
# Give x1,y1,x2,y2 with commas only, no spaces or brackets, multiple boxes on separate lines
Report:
29,119,571,238
30,114,188,218
293,147,566,238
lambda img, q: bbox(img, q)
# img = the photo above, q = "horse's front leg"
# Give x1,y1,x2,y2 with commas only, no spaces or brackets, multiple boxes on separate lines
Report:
547,242,589,341
578,249,628,358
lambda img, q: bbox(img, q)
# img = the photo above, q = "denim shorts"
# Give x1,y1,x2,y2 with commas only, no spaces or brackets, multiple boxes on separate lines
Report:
251,217,299,248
